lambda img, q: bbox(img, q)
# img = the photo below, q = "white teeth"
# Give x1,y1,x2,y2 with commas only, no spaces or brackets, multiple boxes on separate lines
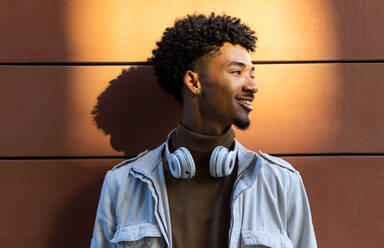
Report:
239,99,252,105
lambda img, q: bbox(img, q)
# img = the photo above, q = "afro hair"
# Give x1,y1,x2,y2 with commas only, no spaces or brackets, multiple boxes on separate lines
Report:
150,12,257,104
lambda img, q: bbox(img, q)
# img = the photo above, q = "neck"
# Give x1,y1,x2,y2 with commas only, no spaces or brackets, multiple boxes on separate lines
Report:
181,117,230,136
181,96,230,136
171,121,235,153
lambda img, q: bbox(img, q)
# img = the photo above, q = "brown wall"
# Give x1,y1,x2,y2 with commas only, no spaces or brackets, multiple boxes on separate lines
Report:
0,1,383,247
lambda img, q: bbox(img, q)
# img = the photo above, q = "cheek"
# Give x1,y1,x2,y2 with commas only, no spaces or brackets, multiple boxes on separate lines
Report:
214,85,233,102
202,76,238,109
218,89,238,113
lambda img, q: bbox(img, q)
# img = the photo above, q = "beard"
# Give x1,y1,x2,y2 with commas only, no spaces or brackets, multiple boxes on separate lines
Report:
233,116,250,130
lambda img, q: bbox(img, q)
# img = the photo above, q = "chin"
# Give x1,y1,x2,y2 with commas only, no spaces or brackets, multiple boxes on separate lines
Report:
234,117,250,130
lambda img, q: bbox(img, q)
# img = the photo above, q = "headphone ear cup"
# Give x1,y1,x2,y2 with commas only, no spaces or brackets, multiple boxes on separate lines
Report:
209,146,236,177
210,146,229,177
215,147,229,177
168,153,181,178
174,147,196,179
209,146,220,177
223,151,236,176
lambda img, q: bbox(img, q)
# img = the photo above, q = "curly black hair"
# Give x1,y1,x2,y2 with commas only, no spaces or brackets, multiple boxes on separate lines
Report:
150,13,257,104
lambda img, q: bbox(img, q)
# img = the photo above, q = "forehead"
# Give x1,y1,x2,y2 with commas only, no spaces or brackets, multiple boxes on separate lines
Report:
209,43,253,69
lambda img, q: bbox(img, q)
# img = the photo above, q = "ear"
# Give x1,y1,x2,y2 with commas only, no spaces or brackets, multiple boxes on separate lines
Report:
183,70,201,95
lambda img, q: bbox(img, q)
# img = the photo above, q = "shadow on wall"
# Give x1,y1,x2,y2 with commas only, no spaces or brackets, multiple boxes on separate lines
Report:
92,66,181,157
40,162,111,248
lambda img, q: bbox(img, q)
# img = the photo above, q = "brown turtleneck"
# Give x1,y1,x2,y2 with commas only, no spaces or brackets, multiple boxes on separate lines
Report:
164,122,237,248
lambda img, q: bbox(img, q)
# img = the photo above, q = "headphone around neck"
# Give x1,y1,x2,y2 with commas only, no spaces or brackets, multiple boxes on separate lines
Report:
164,131,238,179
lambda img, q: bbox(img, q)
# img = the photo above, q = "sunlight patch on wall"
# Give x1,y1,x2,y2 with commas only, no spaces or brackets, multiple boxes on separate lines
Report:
63,0,340,61
236,64,344,153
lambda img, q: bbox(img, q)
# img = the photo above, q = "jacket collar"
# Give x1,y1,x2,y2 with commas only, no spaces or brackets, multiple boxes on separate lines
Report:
235,140,258,176
129,142,165,176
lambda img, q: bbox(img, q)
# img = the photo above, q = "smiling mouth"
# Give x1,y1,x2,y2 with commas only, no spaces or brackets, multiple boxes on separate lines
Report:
236,99,253,111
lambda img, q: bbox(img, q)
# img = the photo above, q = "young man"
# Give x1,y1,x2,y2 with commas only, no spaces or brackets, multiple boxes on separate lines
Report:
91,13,317,248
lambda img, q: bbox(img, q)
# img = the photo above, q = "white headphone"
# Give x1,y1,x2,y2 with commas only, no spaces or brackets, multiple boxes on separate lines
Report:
164,131,238,179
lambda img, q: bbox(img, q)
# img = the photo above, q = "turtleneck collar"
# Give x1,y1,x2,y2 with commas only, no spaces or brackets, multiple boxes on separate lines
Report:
170,121,236,153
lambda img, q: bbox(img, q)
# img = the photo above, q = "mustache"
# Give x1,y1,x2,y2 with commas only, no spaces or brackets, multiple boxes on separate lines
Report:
236,93,254,100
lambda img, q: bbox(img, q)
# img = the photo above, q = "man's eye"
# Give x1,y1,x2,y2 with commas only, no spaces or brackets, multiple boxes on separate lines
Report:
232,71,241,75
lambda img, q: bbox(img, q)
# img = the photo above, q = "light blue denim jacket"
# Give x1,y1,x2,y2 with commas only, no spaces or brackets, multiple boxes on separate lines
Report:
91,140,317,248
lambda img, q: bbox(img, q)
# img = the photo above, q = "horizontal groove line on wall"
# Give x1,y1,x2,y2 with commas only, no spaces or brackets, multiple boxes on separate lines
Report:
1,60,384,66
0,153,383,161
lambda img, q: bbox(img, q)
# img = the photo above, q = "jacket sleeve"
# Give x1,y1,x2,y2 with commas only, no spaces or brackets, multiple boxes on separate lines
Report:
91,171,117,248
286,172,317,248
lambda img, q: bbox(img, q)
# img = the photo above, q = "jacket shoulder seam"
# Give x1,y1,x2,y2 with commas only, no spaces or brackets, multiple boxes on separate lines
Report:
258,151,298,173
111,150,149,170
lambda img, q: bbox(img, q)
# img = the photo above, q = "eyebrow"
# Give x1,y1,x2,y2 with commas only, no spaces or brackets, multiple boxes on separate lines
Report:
227,61,255,71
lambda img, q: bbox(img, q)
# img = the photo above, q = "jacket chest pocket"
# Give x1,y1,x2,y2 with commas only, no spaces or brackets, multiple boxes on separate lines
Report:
116,237,165,248
112,223,166,248
241,230,293,248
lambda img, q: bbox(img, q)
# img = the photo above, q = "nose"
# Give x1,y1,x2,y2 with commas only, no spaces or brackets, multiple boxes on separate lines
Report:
243,75,258,94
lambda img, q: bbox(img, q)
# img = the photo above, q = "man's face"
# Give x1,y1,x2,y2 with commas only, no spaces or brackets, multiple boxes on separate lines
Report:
198,42,258,130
